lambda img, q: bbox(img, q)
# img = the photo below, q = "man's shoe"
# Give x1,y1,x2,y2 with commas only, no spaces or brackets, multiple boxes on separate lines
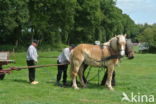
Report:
63,82,68,86
31,81,39,85
56,82,62,87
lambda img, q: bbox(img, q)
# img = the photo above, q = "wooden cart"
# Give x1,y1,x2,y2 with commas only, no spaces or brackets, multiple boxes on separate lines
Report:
0,52,15,80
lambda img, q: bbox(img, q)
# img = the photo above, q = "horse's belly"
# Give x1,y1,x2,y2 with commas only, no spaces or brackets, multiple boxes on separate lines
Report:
84,58,102,67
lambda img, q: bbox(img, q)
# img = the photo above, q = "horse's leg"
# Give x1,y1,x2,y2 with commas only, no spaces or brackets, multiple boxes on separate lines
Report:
101,69,116,86
105,65,114,91
70,49,84,90
78,64,87,88
71,64,80,90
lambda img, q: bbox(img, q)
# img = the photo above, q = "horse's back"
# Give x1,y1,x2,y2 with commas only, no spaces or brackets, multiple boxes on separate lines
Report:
73,44,101,55
71,44,111,66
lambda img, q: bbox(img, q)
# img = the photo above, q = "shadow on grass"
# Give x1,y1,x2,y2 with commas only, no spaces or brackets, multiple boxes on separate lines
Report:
46,80,106,89
12,79,28,84
85,82,105,89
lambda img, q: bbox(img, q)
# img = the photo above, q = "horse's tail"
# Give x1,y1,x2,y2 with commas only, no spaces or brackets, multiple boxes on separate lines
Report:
70,50,74,79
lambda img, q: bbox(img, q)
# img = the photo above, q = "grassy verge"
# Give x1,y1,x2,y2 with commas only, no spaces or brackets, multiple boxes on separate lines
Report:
0,52,156,104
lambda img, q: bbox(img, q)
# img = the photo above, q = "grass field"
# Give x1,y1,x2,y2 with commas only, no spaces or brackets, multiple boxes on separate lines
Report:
0,52,156,104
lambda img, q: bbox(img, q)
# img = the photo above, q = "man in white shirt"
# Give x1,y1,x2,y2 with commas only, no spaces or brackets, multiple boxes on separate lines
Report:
26,40,38,84
56,44,75,86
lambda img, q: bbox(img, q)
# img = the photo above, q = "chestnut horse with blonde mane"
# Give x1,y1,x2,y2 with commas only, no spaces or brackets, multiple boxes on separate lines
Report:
70,34,127,90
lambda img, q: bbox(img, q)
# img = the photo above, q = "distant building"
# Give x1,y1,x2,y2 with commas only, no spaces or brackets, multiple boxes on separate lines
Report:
94,41,100,45
138,42,149,53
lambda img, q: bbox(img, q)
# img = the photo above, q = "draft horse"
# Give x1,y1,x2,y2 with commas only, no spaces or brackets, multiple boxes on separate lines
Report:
70,34,127,90
82,39,135,86
100,39,134,86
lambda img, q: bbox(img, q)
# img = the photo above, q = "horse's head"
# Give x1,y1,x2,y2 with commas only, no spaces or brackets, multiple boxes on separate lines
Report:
125,39,134,59
110,34,127,56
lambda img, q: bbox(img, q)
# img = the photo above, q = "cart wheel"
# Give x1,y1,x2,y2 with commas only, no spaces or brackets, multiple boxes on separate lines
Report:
0,74,5,80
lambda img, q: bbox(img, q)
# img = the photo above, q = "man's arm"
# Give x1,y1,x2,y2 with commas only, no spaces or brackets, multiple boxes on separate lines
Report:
63,48,70,63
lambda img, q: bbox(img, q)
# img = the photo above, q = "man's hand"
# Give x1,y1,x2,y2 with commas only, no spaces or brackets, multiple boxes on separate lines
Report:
35,61,38,64
67,61,70,64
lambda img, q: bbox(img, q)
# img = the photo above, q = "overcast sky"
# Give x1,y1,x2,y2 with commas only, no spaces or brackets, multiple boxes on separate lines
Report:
116,0,156,24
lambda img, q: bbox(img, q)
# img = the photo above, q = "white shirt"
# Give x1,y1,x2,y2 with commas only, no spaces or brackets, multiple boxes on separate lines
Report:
58,48,71,64
26,45,38,62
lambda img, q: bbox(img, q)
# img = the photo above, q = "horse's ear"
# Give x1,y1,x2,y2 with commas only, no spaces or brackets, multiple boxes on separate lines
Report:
124,34,127,37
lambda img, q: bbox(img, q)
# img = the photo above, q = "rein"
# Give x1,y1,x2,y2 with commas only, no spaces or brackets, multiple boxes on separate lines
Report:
99,55,122,62
97,44,122,63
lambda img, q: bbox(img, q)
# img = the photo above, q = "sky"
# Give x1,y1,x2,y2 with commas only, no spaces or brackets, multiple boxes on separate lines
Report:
116,0,156,24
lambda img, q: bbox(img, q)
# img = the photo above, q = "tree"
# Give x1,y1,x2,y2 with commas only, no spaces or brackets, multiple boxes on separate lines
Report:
137,25,156,49
0,0,140,50
0,0,29,45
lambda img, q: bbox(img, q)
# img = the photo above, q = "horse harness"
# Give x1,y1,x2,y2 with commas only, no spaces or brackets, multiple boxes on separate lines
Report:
86,44,121,84
98,43,122,67
85,38,123,84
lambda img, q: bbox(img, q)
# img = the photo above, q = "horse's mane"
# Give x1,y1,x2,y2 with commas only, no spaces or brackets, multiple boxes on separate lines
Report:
102,34,126,53
102,35,120,46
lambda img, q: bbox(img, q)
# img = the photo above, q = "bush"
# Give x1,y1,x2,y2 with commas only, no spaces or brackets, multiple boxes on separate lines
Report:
0,45,26,52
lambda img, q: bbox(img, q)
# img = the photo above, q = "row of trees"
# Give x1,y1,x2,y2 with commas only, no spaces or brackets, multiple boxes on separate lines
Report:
137,24,156,52
0,0,139,48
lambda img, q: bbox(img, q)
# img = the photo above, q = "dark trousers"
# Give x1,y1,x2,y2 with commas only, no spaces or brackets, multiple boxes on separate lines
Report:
83,64,89,83
27,60,35,82
101,70,116,86
56,60,68,84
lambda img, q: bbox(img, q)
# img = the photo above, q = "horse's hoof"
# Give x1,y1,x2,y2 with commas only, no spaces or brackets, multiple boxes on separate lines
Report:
82,85,87,88
74,87,79,90
108,87,114,91
72,85,79,90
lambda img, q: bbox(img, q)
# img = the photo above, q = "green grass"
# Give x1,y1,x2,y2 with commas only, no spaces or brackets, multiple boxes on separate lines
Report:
0,52,156,104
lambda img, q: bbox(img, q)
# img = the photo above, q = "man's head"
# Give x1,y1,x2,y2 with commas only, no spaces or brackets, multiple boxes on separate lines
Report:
69,44,76,50
32,40,38,47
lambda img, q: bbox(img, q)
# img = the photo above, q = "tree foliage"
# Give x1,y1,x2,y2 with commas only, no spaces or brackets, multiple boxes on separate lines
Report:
137,24,156,49
0,0,138,48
